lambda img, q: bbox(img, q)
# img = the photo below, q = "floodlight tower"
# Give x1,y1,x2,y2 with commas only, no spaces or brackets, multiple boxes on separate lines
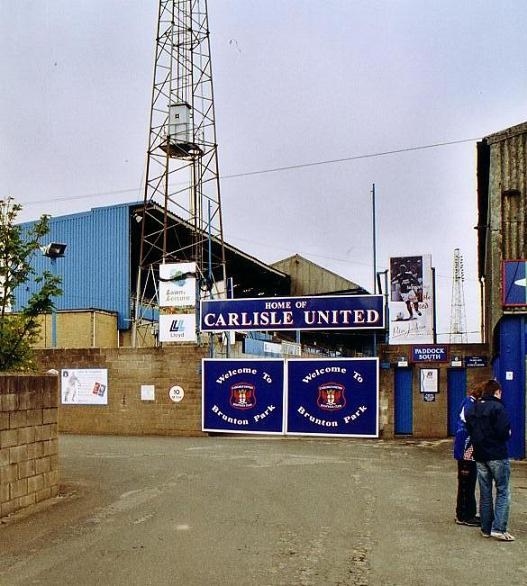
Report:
449,248,468,344
133,0,226,345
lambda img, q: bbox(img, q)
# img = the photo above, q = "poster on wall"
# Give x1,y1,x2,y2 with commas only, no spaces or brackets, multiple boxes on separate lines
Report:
158,262,196,307
286,358,379,437
202,359,285,434
61,368,108,405
389,254,434,344
420,369,439,393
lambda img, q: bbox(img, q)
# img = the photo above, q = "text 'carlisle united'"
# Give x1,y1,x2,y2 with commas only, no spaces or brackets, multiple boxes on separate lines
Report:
200,295,384,332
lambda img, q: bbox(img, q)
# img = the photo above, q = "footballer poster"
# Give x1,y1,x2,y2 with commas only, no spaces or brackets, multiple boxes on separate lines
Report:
389,254,434,344
61,368,108,405
202,359,285,434
286,358,379,437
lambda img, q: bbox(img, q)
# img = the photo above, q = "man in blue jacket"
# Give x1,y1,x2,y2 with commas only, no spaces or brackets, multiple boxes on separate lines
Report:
465,379,514,541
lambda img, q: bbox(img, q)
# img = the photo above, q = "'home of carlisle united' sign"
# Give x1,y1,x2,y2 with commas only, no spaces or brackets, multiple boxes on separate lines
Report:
200,295,384,332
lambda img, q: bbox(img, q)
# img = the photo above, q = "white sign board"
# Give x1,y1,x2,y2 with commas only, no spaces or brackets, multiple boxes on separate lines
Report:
159,313,197,342
141,385,155,401
158,262,196,307
61,368,109,405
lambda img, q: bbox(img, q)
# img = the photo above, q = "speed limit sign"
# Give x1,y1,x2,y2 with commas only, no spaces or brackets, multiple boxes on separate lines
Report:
169,385,185,403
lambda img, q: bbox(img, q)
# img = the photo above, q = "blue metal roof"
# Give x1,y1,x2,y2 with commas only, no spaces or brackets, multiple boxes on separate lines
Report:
15,203,132,329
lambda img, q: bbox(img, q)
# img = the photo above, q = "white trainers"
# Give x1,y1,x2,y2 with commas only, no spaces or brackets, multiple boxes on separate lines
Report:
490,530,515,541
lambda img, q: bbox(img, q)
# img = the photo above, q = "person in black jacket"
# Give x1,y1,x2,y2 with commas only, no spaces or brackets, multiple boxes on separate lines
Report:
465,379,514,541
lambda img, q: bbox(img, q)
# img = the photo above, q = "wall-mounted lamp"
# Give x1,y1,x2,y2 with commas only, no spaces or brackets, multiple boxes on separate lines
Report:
42,242,67,258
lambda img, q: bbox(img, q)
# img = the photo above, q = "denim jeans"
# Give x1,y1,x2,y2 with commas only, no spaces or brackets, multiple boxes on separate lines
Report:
477,459,511,534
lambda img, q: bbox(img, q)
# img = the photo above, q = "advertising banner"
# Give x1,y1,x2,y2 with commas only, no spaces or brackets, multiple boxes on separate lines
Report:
502,260,527,307
389,255,433,344
158,313,197,342
61,368,108,405
286,358,379,437
158,262,196,307
202,359,285,434
200,294,384,332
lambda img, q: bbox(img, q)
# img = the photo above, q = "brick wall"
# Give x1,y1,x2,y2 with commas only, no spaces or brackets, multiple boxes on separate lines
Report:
379,343,491,438
35,346,209,436
0,375,59,519
30,343,491,441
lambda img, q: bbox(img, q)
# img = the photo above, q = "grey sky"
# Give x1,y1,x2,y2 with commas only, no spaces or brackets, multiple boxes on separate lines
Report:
1,1,527,342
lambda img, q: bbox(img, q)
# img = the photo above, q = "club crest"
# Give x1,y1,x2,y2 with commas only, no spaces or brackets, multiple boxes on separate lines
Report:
317,382,346,410
230,382,256,409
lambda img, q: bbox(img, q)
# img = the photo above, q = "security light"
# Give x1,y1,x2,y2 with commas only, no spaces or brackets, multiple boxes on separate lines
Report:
42,242,67,258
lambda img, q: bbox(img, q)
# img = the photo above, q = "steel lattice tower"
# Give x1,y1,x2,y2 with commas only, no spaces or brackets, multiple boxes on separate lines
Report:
449,248,468,344
133,0,225,345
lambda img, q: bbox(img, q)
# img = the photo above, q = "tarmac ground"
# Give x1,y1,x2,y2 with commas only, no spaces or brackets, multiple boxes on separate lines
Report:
1,434,527,586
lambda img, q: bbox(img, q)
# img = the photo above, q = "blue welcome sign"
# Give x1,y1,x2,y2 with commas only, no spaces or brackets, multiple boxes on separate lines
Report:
202,359,285,434
286,358,379,437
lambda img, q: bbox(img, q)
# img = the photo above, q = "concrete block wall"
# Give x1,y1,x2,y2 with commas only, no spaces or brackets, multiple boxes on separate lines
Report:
379,343,491,438
30,343,491,440
0,375,59,519
35,346,209,436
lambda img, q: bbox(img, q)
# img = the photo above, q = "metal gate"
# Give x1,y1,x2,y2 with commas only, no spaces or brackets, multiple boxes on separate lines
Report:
496,316,526,459
447,369,467,436
394,367,413,434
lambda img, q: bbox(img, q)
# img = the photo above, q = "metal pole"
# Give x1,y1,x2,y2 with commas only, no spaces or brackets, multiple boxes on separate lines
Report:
432,266,437,343
372,184,377,294
51,258,57,348
372,184,377,356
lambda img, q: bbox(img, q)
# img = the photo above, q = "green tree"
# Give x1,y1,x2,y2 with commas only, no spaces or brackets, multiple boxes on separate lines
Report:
0,198,62,371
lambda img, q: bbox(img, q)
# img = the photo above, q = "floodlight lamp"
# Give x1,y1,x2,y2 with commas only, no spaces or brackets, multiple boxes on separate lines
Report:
42,242,67,258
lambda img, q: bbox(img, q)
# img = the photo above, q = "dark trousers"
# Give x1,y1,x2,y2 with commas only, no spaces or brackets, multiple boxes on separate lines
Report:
456,459,478,521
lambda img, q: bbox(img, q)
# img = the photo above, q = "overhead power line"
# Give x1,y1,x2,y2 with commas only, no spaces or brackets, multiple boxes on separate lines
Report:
222,137,481,179
20,136,481,206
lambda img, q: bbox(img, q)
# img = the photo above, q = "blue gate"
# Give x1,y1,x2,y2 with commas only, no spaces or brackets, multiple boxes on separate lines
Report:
394,368,413,434
447,369,467,436
495,316,526,459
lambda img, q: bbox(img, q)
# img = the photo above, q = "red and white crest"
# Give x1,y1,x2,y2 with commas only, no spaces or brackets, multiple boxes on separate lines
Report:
230,382,256,410
317,382,346,410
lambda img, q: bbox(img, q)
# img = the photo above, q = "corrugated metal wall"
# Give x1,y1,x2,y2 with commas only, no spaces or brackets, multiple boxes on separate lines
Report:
16,204,131,330
486,124,527,339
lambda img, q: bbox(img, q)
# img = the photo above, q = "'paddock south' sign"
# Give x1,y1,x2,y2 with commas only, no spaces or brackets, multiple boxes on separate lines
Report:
200,294,384,332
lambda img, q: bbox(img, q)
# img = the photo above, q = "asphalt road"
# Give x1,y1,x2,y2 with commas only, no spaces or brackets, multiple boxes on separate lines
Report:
1,435,527,585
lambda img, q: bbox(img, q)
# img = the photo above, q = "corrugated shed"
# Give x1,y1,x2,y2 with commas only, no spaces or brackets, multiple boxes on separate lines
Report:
16,204,131,329
271,254,368,296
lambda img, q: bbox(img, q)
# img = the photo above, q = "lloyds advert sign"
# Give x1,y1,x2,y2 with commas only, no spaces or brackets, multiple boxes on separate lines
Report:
202,358,379,437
